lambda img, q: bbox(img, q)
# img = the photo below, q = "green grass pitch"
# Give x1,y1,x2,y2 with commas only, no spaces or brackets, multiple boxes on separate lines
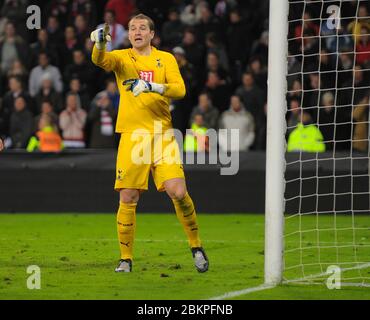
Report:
0,213,369,300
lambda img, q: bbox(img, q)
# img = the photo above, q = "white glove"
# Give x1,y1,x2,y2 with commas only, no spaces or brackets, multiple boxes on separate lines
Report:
90,23,112,50
123,79,165,97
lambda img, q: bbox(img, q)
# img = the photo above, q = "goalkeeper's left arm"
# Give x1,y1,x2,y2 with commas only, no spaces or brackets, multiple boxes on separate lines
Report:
123,53,186,100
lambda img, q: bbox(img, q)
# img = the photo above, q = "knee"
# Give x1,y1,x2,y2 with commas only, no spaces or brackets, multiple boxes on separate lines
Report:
166,185,187,201
120,189,140,204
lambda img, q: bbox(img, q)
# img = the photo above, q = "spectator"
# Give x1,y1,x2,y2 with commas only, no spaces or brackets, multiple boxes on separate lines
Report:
44,1,69,29
235,72,264,127
69,0,97,28
347,5,370,42
294,11,319,41
338,51,354,87
287,97,302,133
67,77,90,111
247,57,267,94
190,92,219,129
74,14,90,45
300,29,320,72
218,95,255,152
29,52,63,97
249,30,269,67
180,3,198,26
287,112,325,153
0,21,29,74
319,49,336,90
205,32,229,72
7,60,28,87
302,73,320,118
205,50,229,84
353,95,370,152
34,100,59,133
34,74,64,114
226,9,251,70
204,71,231,113
98,10,128,51
9,96,33,149
287,79,302,107
27,113,63,153
181,29,204,70
1,76,34,136
321,24,353,54
317,91,336,150
184,113,209,152
105,0,135,27
196,2,223,43
61,26,82,67
105,79,120,111
171,46,198,136
45,15,64,46
64,49,95,97
161,8,184,48
59,93,87,148
30,29,59,68
88,91,116,148
0,0,28,40
355,26,370,66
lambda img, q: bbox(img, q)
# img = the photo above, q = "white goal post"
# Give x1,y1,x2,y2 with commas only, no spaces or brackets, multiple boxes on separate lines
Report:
265,0,370,286
264,0,288,285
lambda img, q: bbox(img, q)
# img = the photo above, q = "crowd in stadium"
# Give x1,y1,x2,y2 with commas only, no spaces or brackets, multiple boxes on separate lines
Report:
0,0,369,153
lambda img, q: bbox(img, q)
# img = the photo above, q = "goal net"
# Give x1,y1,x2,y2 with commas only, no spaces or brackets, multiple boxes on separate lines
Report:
283,0,370,286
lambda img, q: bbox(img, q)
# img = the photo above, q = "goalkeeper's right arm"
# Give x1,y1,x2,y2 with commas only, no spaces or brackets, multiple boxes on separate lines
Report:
90,23,111,50
91,23,119,72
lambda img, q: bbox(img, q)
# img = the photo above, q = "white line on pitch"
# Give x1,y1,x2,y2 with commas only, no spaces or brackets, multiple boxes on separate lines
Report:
208,283,276,300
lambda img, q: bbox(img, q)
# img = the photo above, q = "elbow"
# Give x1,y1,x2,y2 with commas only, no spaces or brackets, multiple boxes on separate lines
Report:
173,84,186,100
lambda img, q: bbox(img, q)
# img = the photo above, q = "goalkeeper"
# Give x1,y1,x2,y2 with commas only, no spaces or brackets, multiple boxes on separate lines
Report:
91,14,208,273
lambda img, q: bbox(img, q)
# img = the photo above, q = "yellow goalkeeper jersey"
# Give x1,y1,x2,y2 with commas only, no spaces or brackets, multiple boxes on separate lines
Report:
91,45,186,133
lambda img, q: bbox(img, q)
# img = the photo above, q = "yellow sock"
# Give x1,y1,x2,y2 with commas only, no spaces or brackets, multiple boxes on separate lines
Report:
172,192,202,248
116,201,137,260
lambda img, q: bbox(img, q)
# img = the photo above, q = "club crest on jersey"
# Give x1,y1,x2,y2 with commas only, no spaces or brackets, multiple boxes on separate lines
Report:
156,59,163,68
139,70,154,82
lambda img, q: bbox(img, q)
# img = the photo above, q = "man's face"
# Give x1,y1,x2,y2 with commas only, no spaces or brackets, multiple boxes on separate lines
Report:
73,51,84,65
14,98,26,112
199,94,209,110
42,102,52,114
70,79,80,92
42,78,52,89
39,54,49,67
65,27,75,40
290,100,300,114
183,32,195,45
128,19,154,50
104,12,115,25
38,29,48,42
67,95,77,111
231,96,241,111
354,66,363,83
242,74,253,88
9,78,21,92
207,53,218,69
5,23,15,38
194,114,203,126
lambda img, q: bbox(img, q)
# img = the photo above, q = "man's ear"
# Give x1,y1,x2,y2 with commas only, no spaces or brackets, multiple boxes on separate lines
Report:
151,31,155,39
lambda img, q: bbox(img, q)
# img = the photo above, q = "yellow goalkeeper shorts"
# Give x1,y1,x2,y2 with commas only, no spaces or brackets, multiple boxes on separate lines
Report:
114,131,185,192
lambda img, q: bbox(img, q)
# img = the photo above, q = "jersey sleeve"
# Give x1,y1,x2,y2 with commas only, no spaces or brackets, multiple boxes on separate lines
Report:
163,53,186,100
91,45,122,72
